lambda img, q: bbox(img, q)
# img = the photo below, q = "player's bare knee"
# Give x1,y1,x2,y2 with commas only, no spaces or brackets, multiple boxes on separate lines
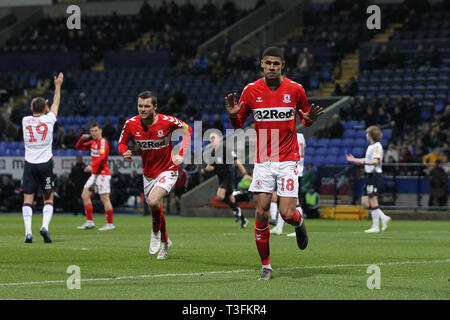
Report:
147,195,160,208
255,206,270,221
81,191,90,202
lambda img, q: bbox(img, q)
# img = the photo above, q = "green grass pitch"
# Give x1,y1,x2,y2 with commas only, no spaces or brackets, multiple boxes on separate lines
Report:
0,214,449,300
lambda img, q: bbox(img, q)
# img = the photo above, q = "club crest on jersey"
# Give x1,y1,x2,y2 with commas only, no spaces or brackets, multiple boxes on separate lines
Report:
136,131,141,137
157,130,164,137
283,94,291,103
256,97,263,103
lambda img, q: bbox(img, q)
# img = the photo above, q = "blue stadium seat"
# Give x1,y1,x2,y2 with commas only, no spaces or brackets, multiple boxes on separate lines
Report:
382,129,392,140
315,147,327,155
328,139,341,148
355,130,366,139
328,147,339,155
421,109,431,120
353,138,367,148
341,138,353,148
351,147,365,158
312,155,326,166
308,139,320,148
343,121,355,130
335,156,348,165
324,155,337,165
343,129,356,139
434,100,445,113
317,138,329,148
354,121,365,129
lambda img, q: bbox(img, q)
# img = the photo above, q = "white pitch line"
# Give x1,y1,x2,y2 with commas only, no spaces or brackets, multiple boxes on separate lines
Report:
0,259,449,288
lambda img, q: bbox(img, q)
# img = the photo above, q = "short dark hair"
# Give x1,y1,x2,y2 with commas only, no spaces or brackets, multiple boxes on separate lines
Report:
88,120,101,129
262,46,284,60
138,91,157,105
31,97,46,113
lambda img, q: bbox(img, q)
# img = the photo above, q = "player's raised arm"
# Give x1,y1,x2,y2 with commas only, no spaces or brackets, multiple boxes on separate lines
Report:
298,104,324,126
50,72,64,117
225,93,241,117
75,134,92,150
225,92,250,129
171,117,193,164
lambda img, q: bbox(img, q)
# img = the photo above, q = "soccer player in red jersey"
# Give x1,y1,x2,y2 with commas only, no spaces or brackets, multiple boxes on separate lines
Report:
225,46,324,280
118,91,193,260
75,120,115,231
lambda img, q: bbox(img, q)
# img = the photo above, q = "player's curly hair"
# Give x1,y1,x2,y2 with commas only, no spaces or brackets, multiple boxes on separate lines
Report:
366,125,382,142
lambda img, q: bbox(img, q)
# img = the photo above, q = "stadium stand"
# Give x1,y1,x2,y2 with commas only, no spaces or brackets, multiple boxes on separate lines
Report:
0,0,448,213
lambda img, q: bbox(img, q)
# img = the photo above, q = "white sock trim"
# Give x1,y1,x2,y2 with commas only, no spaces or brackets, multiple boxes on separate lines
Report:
269,202,278,220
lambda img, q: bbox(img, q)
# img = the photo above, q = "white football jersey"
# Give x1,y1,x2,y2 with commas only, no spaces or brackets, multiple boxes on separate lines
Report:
22,112,57,164
364,142,383,173
297,133,306,176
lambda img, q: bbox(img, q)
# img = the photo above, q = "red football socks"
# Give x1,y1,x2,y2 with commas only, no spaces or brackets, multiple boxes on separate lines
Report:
84,203,93,221
105,209,113,224
282,207,303,227
255,220,270,266
151,205,168,242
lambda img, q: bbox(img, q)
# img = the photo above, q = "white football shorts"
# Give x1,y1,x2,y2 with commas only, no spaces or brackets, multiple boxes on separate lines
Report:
143,170,178,197
249,161,299,198
84,174,111,194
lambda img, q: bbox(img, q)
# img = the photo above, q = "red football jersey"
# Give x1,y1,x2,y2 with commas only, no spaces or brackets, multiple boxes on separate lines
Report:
118,114,193,178
75,137,111,175
230,77,311,163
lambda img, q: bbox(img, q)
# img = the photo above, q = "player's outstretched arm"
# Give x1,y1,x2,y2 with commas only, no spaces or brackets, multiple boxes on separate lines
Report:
346,154,364,165
224,93,242,118
298,104,324,126
226,92,251,129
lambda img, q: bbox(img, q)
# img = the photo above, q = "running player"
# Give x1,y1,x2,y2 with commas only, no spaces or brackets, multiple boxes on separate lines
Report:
225,46,324,280
271,131,306,235
200,131,251,228
21,72,63,243
118,91,192,260
346,125,391,233
76,120,114,231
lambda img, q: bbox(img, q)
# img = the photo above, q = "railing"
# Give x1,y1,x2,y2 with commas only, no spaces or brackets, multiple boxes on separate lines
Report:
332,162,450,210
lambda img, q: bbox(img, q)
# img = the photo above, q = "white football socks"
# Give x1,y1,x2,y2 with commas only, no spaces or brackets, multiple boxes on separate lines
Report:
42,203,53,230
370,208,380,229
276,212,285,230
373,207,387,220
270,202,278,221
22,205,33,235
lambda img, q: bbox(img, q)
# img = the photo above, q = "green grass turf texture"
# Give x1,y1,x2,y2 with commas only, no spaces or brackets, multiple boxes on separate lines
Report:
0,214,448,300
